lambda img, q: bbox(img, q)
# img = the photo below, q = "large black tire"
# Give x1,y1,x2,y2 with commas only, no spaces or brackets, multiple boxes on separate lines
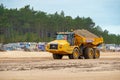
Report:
69,48,80,59
78,56,84,59
93,48,100,59
84,48,94,59
78,45,84,59
53,54,63,59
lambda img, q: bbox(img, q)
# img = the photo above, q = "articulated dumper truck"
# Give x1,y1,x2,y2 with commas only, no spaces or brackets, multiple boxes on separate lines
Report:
46,29,103,59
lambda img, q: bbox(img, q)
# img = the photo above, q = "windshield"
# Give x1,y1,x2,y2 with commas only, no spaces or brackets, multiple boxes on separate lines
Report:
56,34,67,40
56,34,74,45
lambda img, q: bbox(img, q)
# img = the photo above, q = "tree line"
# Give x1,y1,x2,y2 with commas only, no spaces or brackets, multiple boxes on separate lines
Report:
0,4,120,44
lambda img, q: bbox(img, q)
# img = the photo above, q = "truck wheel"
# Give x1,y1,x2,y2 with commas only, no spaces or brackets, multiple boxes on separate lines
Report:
93,49,100,59
69,48,79,59
78,56,84,59
53,54,63,59
84,48,94,59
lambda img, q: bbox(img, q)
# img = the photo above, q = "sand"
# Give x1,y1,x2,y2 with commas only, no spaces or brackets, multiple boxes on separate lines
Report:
0,51,120,80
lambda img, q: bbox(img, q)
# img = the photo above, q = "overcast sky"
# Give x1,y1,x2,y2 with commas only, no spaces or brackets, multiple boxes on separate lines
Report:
1,0,120,34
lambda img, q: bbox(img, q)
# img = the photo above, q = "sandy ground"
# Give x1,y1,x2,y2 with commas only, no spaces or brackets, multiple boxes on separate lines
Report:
0,51,120,80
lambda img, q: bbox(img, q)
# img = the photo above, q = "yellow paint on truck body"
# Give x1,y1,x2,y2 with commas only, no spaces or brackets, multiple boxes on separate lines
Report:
46,29,103,55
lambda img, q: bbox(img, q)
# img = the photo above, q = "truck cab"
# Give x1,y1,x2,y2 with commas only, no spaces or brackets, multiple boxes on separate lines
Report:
46,32,75,55
56,32,74,46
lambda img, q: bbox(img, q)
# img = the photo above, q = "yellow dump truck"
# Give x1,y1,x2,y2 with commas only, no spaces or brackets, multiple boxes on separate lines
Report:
46,29,103,59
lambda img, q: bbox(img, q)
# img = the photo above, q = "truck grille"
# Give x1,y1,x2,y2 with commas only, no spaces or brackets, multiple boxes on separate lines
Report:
50,44,58,49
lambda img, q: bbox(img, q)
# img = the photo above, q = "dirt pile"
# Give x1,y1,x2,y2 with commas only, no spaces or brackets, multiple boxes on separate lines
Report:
74,29,98,38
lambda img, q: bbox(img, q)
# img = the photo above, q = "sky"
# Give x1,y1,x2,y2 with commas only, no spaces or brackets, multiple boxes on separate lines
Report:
0,0,120,34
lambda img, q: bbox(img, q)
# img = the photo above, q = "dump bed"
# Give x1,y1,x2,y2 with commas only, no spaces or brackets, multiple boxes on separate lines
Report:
74,29,103,46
